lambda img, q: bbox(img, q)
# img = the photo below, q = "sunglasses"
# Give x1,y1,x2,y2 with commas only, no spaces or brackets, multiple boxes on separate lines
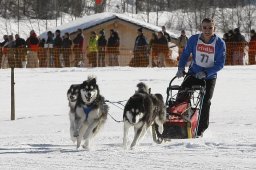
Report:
202,26,214,30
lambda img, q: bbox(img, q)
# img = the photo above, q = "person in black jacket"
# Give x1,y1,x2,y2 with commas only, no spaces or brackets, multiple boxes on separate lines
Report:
44,31,54,67
107,29,120,66
14,34,26,68
98,29,107,67
73,29,84,67
156,31,169,67
5,35,16,68
0,35,9,68
62,32,72,67
131,27,148,67
54,29,63,67
232,28,247,65
249,29,256,65
162,26,171,42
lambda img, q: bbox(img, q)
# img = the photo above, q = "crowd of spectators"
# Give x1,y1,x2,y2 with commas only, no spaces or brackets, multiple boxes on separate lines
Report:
1,26,255,69
0,28,119,68
223,28,255,65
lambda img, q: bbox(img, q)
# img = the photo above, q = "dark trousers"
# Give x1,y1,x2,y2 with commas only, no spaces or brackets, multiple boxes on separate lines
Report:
63,48,71,67
181,75,216,136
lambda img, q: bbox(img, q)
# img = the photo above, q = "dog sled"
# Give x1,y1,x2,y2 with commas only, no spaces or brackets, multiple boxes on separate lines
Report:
152,75,206,143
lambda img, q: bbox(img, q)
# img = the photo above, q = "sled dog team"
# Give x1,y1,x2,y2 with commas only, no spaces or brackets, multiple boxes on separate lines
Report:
67,75,166,150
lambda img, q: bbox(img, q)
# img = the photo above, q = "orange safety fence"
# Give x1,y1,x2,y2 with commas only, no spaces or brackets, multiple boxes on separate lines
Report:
225,42,255,65
1,43,255,69
0,45,178,69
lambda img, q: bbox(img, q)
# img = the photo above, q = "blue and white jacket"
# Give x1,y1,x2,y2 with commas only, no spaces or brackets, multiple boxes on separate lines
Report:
178,34,226,79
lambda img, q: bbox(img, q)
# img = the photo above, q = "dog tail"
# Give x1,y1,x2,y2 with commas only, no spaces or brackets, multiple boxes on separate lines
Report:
136,82,150,94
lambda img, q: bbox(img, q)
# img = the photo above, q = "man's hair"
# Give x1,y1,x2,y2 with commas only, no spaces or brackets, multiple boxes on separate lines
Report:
77,29,82,33
201,18,215,25
55,29,61,34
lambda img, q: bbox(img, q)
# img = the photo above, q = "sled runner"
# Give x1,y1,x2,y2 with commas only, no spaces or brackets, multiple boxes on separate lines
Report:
152,75,205,143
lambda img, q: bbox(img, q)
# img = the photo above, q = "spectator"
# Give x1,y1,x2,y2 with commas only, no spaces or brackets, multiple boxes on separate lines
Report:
46,31,54,45
156,31,169,67
222,33,228,42
62,32,72,67
1,35,9,68
162,26,171,42
176,30,188,61
248,29,256,65
224,30,235,65
53,30,63,67
107,29,120,66
2,35,16,68
26,30,39,68
87,31,98,67
232,28,247,65
39,38,46,47
45,31,54,67
38,38,47,67
227,30,234,42
73,29,84,67
98,29,107,67
14,34,26,68
130,27,148,67
148,32,158,67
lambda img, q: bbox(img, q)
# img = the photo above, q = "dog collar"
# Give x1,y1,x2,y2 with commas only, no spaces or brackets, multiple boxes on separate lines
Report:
83,107,92,120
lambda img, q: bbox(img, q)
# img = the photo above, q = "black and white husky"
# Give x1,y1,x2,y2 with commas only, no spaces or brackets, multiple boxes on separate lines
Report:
67,84,81,142
123,82,166,149
73,76,108,149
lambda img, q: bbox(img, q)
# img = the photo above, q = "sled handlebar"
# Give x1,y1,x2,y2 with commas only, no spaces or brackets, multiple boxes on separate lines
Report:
168,71,188,88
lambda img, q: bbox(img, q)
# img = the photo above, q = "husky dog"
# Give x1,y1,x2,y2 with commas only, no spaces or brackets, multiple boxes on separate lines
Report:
123,82,166,149
67,84,81,142
74,76,108,149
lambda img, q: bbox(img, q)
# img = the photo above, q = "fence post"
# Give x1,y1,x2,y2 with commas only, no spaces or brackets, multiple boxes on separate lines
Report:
11,67,15,120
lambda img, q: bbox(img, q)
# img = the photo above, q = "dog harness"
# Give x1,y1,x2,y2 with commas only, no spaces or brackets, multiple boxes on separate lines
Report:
83,106,92,120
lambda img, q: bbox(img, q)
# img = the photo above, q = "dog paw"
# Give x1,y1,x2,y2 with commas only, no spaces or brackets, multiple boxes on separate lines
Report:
130,143,137,150
73,131,79,137
82,144,90,150
156,137,163,144
76,144,80,149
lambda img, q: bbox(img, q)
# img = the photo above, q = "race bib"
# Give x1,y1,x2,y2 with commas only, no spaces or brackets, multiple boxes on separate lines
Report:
195,37,216,68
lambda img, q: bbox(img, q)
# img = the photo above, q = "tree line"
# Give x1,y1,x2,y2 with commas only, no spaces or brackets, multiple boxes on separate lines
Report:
0,0,255,35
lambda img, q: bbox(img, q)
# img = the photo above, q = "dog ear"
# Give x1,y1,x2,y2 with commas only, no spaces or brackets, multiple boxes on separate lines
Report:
90,78,96,85
82,81,87,87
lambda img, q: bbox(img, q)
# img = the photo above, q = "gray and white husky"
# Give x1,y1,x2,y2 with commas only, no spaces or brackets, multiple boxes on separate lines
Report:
123,82,166,149
67,84,81,142
73,76,108,149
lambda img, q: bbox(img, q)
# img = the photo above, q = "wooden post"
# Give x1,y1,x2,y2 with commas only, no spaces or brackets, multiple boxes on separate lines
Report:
11,67,15,120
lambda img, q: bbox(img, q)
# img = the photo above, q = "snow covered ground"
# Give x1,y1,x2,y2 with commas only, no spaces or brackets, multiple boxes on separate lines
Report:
0,66,256,170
